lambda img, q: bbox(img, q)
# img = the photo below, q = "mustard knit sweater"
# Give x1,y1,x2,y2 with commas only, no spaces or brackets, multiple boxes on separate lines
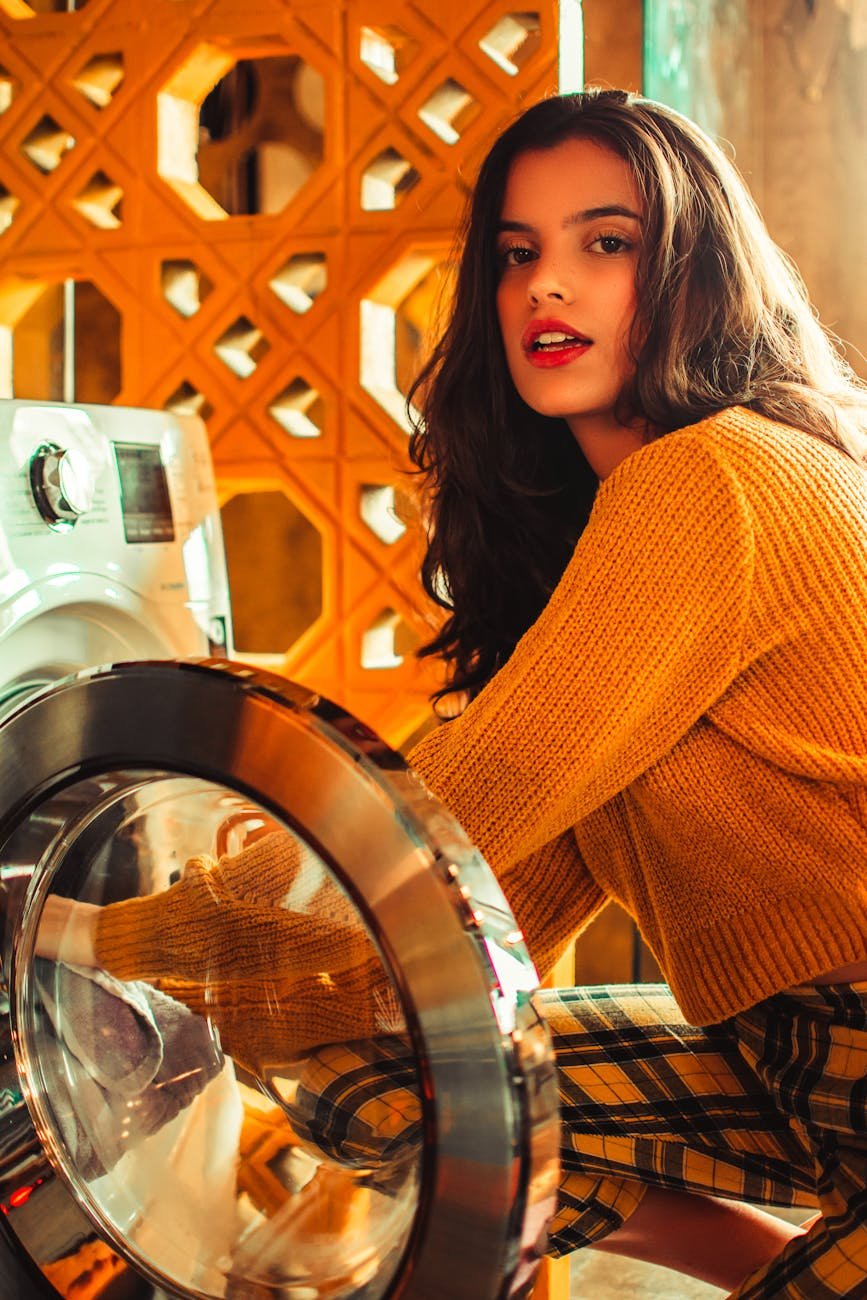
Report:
94,832,395,1074
94,407,867,1039
409,406,867,1023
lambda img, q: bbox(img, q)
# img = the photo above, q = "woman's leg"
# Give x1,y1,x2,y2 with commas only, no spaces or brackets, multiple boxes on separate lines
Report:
538,984,819,1291
726,982,867,1299
590,1185,805,1290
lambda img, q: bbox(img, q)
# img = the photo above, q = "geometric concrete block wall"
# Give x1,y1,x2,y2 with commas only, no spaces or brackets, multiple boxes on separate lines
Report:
0,0,566,747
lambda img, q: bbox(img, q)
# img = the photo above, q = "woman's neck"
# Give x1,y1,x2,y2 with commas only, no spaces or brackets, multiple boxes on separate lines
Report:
568,416,650,480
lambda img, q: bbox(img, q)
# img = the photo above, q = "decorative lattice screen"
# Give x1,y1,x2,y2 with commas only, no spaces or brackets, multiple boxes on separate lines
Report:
0,0,564,746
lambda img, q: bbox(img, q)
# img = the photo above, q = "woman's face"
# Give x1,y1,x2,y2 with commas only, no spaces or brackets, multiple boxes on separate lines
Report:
495,137,644,465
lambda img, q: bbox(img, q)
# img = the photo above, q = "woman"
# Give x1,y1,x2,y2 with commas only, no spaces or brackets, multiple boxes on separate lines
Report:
40,89,867,1296
402,88,867,1296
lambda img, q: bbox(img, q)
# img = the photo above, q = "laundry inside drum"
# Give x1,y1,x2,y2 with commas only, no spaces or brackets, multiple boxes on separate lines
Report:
14,774,423,1299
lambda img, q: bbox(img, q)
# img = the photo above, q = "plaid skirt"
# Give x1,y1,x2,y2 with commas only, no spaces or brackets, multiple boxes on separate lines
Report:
287,981,867,1299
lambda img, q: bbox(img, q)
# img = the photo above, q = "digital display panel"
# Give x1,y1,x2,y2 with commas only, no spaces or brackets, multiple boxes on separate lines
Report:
114,443,175,544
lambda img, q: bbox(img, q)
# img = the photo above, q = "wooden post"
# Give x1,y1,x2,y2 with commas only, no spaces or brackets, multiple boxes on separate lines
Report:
529,943,577,1300
581,0,644,92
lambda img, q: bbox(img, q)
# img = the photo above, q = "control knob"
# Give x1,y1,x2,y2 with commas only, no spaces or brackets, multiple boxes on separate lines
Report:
30,443,96,527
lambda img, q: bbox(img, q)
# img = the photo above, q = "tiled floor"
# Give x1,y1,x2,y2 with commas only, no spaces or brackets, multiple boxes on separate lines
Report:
570,1251,724,1297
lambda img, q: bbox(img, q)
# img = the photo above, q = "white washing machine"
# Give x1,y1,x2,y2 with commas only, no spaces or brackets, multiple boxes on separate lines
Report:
0,403,559,1298
0,660,559,1300
0,398,231,719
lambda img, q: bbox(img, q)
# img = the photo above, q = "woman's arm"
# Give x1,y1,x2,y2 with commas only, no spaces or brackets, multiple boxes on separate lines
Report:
498,831,607,981
409,433,754,873
35,896,398,1067
36,831,377,989
93,832,377,985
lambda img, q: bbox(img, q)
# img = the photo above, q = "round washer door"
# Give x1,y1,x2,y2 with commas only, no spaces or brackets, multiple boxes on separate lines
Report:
0,659,558,1300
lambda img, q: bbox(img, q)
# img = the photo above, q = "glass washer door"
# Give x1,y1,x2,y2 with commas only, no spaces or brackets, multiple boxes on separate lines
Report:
0,659,559,1300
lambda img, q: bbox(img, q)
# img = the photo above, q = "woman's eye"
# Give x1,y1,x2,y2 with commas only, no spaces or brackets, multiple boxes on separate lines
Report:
499,244,536,267
589,233,634,255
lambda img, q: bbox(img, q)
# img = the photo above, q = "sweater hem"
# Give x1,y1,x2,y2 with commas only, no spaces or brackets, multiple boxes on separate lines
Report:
665,896,867,1026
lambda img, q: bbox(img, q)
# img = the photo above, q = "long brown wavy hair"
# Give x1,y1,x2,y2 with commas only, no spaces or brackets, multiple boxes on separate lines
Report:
408,88,867,706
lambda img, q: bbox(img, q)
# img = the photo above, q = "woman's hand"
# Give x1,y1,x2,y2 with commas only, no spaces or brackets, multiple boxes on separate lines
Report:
36,896,101,967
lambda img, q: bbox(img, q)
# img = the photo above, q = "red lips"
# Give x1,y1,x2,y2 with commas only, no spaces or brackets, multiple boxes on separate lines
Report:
521,318,593,368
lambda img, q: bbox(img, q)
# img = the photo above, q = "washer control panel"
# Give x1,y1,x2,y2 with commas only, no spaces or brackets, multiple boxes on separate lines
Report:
0,399,232,653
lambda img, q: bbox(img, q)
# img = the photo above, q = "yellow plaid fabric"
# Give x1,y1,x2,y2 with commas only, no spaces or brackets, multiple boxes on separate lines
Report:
278,1033,422,1175
539,982,867,1299
275,982,867,1297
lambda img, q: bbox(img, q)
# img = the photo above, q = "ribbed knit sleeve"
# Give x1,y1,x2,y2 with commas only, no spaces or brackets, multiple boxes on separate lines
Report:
92,833,401,1067
498,832,607,980
94,831,377,985
409,432,755,875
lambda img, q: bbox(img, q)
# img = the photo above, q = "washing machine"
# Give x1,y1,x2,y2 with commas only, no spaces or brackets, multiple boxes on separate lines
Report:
0,408,559,1298
0,398,231,721
0,659,559,1299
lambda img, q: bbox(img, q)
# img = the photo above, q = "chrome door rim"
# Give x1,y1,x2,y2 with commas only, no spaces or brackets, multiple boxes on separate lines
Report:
0,658,559,1300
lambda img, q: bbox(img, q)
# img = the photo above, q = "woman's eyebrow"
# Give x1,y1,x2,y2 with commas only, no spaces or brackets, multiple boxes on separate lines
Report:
567,204,642,225
497,219,535,234
497,204,642,234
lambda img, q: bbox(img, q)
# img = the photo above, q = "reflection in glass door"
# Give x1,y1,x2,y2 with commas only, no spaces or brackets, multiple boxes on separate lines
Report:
17,775,422,1299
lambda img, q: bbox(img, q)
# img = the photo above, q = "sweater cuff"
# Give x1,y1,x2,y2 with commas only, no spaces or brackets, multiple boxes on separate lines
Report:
94,892,183,982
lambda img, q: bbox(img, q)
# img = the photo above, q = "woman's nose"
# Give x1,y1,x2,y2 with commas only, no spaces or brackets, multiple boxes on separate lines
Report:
527,261,574,306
